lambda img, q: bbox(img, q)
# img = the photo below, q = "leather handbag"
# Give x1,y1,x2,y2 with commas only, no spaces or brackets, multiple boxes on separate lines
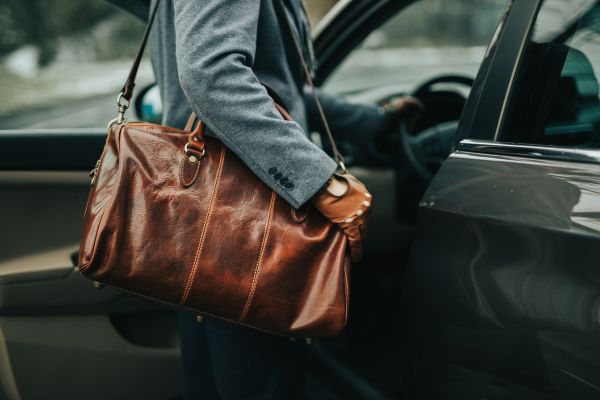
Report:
78,0,351,337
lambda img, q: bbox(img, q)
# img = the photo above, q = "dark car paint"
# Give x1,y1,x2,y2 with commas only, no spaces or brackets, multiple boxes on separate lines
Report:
456,0,538,143
406,150,600,399
405,0,600,398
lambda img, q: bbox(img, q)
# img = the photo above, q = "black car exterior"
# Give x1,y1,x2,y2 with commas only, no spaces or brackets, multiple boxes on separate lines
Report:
405,1,600,399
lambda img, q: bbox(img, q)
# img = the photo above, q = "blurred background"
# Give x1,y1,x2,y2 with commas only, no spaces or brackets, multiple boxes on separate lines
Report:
0,0,504,129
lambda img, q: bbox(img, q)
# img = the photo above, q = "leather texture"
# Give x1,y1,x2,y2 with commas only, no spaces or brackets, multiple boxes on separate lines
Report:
311,174,372,262
78,114,351,337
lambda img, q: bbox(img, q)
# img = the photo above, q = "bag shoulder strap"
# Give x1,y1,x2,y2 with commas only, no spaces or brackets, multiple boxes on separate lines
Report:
120,0,160,103
116,0,346,172
280,2,346,171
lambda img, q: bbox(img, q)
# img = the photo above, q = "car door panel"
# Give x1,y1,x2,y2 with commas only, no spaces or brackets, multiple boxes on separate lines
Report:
0,133,181,400
406,145,600,399
411,147,600,331
403,0,600,397
0,314,180,400
0,131,105,170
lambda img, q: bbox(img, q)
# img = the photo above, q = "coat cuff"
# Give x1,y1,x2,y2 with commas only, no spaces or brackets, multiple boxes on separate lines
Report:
283,154,338,209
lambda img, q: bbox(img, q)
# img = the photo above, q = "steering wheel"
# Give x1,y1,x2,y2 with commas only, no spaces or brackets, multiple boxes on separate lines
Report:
396,75,475,182
412,75,474,99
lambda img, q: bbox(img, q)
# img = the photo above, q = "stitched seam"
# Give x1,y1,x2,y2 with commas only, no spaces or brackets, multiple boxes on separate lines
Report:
179,144,226,305
239,190,277,321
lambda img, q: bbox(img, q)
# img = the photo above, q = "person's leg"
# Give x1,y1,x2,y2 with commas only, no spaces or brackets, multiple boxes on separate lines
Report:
178,311,220,400
204,318,309,400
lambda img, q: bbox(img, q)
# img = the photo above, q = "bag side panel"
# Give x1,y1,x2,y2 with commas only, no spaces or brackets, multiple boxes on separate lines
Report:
183,147,273,321
81,126,216,305
243,199,350,337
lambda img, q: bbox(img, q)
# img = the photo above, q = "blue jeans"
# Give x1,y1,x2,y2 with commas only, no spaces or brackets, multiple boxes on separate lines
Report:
179,311,309,399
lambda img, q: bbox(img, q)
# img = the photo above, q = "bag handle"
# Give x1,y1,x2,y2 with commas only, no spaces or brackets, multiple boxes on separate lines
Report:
113,0,346,172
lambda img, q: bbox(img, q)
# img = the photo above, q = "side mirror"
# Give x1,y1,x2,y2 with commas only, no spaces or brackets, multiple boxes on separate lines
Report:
134,84,162,124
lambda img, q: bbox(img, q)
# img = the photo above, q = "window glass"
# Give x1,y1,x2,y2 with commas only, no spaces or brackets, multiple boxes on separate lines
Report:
0,0,151,130
501,0,600,147
323,0,508,96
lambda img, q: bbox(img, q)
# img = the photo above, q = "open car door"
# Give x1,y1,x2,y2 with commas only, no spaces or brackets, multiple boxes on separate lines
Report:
405,1,600,399
0,1,181,399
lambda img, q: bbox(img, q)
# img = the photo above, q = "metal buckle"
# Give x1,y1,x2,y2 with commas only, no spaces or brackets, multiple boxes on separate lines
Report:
184,143,206,156
184,144,206,163
107,92,130,129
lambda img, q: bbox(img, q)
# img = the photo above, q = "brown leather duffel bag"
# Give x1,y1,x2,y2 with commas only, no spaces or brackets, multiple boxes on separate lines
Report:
78,0,351,337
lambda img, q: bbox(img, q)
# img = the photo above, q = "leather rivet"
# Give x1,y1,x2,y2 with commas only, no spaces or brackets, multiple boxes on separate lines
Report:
356,209,364,217
189,155,198,163
365,193,372,198
196,315,204,323
363,201,370,207
305,338,313,345
344,217,353,223
92,281,105,289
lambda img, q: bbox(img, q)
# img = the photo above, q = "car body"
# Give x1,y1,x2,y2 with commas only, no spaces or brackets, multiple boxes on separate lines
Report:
1,0,597,399
404,1,600,399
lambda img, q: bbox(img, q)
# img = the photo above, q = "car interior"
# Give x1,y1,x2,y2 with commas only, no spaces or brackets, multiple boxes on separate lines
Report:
0,0,507,399
503,4,600,148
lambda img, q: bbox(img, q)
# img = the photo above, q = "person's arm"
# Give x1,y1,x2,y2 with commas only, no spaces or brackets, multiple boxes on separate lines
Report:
304,87,385,147
304,87,424,147
173,0,336,209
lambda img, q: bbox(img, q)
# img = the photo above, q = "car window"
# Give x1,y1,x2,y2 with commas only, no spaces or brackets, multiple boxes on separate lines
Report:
0,1,151,130
323,0,508,96
501,0,600,147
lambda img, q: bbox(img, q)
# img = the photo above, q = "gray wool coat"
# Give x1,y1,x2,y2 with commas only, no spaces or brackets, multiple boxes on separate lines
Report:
149,0,384,208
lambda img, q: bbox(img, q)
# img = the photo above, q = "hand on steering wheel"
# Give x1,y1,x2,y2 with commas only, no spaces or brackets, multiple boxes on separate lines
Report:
380,96,425,133
373,96,425,158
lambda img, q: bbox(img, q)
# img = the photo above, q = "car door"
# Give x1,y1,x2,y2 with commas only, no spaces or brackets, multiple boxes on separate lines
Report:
405,0,600,399
0,2,181,399
311,0,509,398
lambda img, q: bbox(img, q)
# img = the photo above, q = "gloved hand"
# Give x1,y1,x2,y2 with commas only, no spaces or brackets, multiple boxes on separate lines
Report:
311,173,372,263
379,96,425,133
374,96,425,154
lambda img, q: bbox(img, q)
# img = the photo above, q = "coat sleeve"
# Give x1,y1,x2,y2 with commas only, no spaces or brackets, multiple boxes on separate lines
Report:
173,0,337,208
304,87,385,147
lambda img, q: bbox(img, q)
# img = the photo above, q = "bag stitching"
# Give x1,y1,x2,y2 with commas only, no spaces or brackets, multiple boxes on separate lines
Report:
179,144,226,305
239,190,277,321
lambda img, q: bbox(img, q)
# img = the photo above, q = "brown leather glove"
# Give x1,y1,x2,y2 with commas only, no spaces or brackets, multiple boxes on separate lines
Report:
311,173,372,262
